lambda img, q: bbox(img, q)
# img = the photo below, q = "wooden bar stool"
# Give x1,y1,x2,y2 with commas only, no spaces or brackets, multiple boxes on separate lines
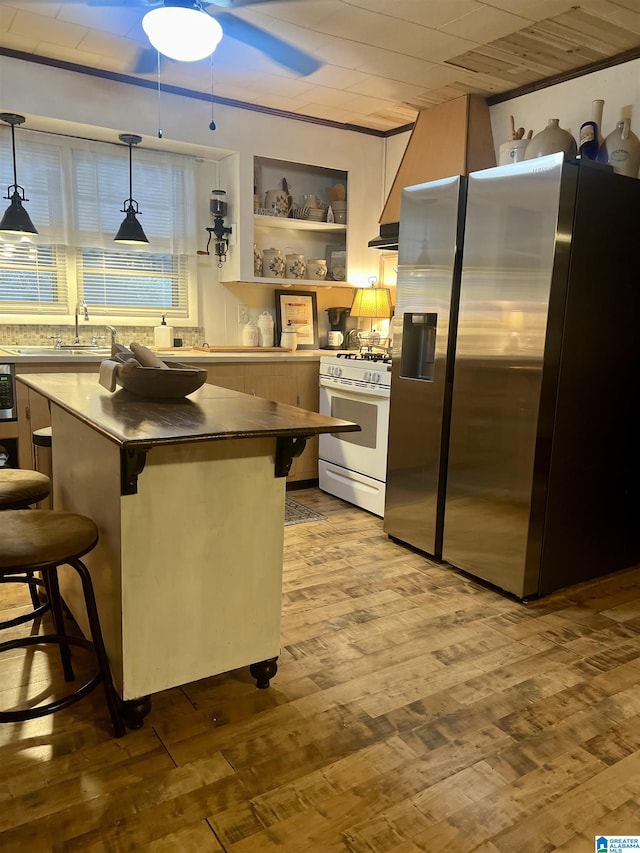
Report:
0,510,126,738
0,469,52,620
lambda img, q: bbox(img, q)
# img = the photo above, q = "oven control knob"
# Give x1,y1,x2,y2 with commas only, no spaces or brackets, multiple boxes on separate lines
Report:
372,372,381,383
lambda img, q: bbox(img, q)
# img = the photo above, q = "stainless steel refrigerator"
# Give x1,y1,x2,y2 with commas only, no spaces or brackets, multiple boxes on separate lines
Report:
384,154,640,599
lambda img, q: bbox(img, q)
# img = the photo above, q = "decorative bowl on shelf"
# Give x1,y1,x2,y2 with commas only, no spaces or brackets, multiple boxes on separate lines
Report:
292,206,309,220
255,207,279,217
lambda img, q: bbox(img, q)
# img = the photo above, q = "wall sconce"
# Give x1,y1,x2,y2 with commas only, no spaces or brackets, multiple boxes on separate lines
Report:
114,133,149,245
0,113,38,236
197,189,232,267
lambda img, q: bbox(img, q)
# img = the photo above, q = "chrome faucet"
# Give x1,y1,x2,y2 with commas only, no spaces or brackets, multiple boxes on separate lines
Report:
105,325,117,347
74,299,89,344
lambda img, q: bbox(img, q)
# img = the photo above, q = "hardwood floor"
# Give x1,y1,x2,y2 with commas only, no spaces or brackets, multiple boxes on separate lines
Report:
2,487,640,851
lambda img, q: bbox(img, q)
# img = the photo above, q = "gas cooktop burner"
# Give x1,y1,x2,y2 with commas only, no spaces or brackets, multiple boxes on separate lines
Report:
336,351,391,364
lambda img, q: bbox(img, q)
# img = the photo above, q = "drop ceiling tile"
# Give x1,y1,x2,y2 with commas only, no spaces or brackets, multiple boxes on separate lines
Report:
293,84,370,107
1,1,61,19
0,6,15,29
334,0,482,30
57,4,144,38
348,45,465,88
78,30,142,62
440,5,534,41
34,40,106,68
306,6,480,62
480,0,579,19
300,65,368,91
9,8,87,48
338,92,401,115
345,75,431,103
0,28,37,53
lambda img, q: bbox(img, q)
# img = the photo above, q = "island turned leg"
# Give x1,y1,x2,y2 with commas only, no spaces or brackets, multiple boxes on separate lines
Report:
119,695,152,729
250,657,279,689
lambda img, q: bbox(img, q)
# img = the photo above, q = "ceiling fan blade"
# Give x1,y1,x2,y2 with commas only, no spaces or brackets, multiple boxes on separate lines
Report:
133,47,163,75
213,11,321,76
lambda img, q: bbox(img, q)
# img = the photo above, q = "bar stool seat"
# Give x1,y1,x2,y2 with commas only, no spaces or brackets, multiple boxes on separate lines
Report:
0,469,51,510
0,510,125,738
0,469,53,621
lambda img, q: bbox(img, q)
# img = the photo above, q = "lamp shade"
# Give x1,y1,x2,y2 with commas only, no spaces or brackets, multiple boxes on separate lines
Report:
0,190,38,236
114,205,149,245
350,286,392,319
142,4,223,62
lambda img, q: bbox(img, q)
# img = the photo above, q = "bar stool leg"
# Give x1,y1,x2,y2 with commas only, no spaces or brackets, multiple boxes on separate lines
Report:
43,568,74,682
70,558,126,738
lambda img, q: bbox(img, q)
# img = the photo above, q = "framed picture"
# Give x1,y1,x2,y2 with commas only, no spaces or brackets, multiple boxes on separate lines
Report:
326,244,347,282
274,289,318,349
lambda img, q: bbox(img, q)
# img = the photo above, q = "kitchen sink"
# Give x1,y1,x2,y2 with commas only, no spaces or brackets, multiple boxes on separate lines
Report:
1,346,112,357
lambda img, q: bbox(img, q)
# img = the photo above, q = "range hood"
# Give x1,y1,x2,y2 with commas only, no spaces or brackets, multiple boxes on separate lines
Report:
369,95,496,250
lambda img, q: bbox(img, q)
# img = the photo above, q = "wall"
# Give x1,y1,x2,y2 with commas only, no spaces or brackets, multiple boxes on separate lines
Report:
383,59,640,191
0,54,385,347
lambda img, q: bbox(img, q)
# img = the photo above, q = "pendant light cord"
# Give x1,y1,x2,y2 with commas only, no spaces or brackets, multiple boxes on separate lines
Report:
128,142,133,204
9,123,17,189
157,51,163,139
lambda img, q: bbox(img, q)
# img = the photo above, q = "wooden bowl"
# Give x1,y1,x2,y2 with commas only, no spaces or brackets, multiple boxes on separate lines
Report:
101,359,208,399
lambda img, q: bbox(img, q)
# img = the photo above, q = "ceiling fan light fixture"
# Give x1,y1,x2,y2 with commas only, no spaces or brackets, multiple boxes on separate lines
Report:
142,3,223,63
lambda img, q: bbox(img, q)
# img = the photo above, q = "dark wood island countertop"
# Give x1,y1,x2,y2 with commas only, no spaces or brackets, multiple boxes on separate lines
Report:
18,372,359,449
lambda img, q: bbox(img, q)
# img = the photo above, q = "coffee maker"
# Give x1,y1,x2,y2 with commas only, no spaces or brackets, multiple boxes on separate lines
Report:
324,307,357,350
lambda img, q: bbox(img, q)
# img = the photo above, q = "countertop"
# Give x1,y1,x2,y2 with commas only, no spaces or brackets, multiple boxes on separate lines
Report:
17,372,357,449
0,347,327,365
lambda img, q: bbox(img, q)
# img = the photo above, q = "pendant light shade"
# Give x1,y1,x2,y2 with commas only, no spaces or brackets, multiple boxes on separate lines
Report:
0,113,38,236
142,2,223,62
114,133,148,246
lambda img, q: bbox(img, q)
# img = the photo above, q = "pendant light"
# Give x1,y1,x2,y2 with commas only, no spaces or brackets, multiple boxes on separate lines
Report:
114,133,148,245
142,1,223,63
0,113,38,236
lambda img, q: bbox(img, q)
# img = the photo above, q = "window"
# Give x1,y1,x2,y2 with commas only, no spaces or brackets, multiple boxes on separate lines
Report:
0,127,197,322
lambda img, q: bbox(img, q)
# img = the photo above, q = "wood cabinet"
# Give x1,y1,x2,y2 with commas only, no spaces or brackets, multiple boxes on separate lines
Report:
11,359,319,482
195,359,320,482
14,363,99,469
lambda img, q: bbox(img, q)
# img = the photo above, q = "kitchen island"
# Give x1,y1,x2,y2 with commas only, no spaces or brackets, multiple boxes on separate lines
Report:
18,372,358,728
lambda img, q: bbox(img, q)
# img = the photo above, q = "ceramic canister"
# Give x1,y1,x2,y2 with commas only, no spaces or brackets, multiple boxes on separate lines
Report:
306,258,327,281
264,189,290,217
242,322,259,347
525,118,577,160
280,328,298,351
257,311,275,347
285,253,306,279
262,248,285,278
602,119,640,178
498,138,530,165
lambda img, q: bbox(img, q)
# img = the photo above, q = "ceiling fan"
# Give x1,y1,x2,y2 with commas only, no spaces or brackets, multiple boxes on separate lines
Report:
67,0,323,76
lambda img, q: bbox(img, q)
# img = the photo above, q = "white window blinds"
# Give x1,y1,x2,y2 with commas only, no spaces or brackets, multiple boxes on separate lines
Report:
0,128,198,319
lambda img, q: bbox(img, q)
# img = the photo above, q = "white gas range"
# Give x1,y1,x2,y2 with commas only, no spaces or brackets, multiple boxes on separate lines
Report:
318,352,392,517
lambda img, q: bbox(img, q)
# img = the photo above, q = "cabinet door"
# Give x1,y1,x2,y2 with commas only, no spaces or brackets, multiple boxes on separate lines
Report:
290,362,320,481
202,364,245,393
16,385,51,469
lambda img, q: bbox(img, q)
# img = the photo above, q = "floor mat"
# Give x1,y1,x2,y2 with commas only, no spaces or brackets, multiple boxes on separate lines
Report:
284,497,327,526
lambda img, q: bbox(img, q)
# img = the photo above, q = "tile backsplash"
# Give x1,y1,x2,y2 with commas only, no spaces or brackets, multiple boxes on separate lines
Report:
0,324,204,348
